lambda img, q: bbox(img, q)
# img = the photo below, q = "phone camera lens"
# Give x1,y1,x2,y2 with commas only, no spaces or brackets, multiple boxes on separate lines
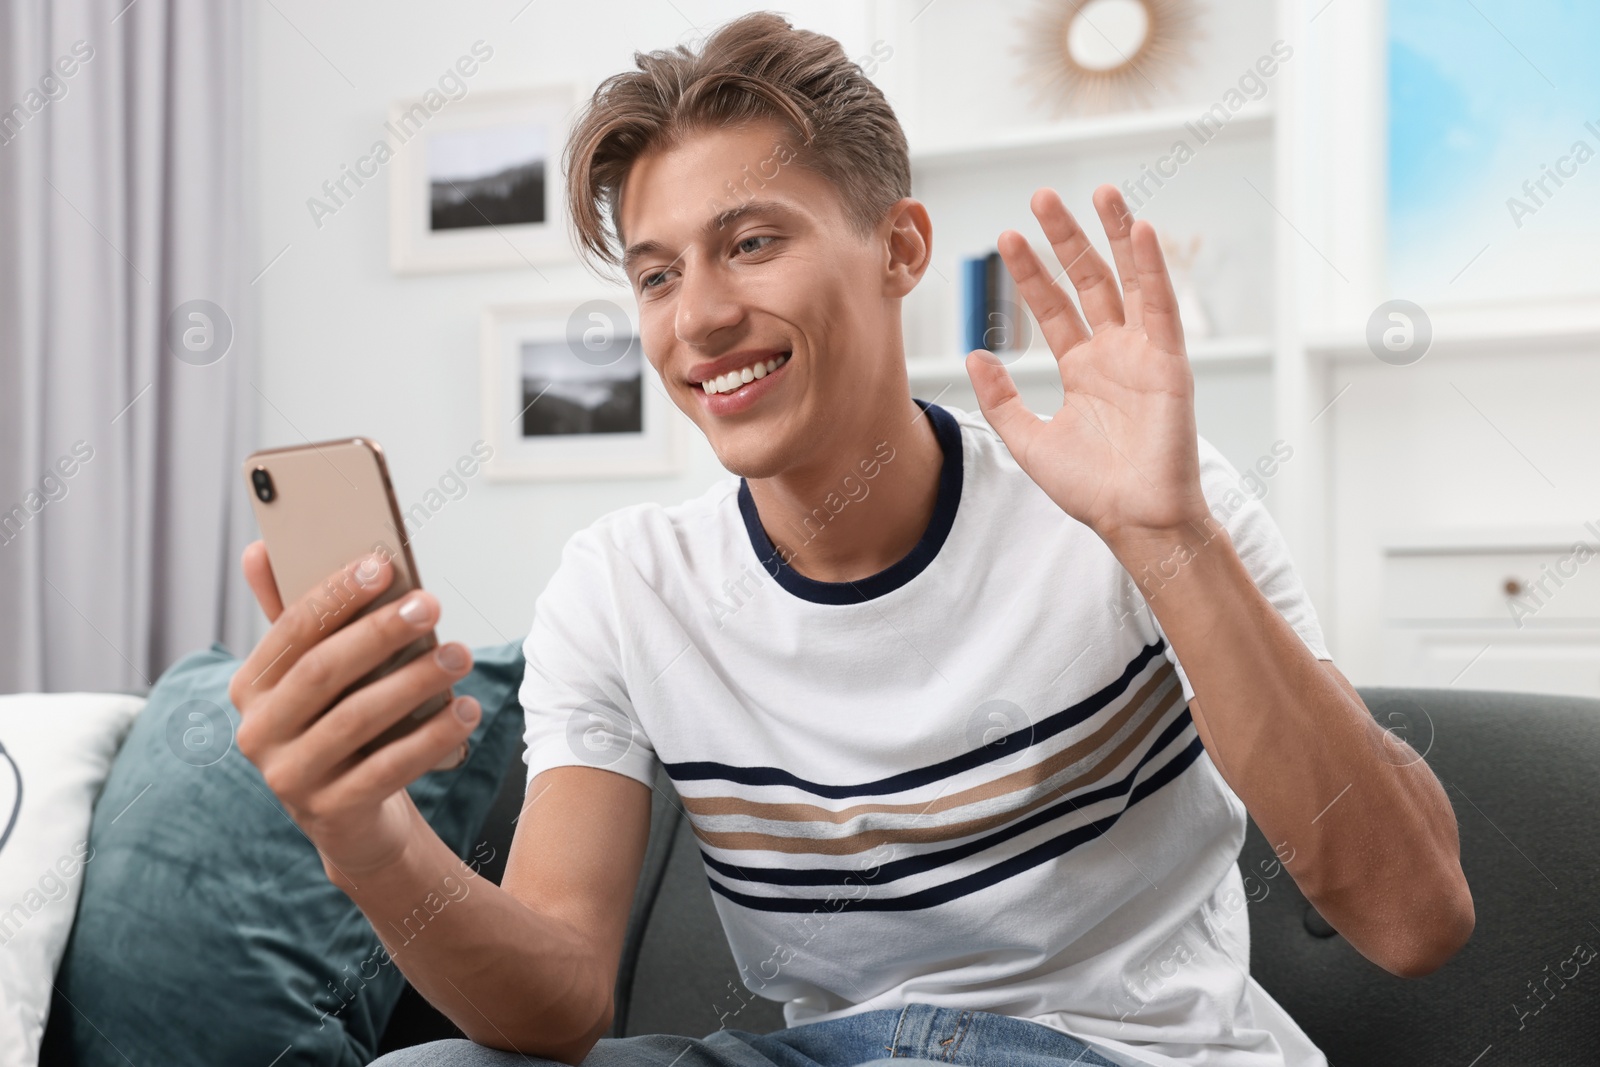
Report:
251,467,275,503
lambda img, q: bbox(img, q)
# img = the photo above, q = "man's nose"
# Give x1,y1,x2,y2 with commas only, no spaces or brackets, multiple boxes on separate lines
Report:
674,260,743,347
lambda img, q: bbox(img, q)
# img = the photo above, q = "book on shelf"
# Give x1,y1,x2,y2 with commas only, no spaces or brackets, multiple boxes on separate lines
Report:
961,249,1026,358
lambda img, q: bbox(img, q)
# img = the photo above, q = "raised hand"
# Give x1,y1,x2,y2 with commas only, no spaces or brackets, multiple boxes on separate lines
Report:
964,184,1211,552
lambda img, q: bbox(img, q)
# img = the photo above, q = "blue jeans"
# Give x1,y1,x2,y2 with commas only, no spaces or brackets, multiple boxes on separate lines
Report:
369,1003,1122,1066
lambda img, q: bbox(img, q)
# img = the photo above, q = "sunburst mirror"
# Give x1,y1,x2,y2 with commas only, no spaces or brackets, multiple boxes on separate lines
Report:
1016,0,1202,117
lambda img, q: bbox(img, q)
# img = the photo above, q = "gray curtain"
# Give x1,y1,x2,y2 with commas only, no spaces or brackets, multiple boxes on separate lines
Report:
0,0,257,693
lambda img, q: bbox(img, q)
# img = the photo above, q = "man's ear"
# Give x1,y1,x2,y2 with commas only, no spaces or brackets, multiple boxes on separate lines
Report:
881,197,932,298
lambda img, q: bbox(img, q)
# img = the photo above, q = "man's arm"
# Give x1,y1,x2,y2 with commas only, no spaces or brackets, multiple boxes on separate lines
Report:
1114,521,1472,977
962,181,1472,978
230,542,651,1063
324,766,651,1060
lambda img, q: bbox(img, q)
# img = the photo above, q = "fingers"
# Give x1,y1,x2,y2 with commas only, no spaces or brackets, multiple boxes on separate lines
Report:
1131,219,1186,355
272,640,476,792
965,349,1045,464
242,541,284,623
318,695,482,812
259,585,446,742
230,551,393,712
996,229,1091,360
1093,185,1142,331
1030,187,1124,330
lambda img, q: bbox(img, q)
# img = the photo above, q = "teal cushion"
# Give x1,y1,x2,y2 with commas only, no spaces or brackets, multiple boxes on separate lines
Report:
43,639,526,1066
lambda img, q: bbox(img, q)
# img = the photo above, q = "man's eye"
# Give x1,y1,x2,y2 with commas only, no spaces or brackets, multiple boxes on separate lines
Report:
737,235,775,254
640,270,668,290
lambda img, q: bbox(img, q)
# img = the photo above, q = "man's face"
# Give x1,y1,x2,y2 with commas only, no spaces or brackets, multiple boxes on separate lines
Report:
618,120,911,479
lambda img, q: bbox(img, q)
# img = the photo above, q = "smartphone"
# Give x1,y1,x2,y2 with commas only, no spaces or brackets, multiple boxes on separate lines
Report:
242,438,466,771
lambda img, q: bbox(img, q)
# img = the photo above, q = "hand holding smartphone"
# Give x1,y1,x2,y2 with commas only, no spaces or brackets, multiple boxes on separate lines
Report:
241,438,467,771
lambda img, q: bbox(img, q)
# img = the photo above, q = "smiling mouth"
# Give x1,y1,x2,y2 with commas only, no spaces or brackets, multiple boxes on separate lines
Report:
699,353,791,396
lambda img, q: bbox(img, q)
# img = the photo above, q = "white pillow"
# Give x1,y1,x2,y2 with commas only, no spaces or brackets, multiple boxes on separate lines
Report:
0,692,144,1067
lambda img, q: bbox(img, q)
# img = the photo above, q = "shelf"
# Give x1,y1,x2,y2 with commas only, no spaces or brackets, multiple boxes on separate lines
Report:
1381,524,1600,554
907,100,1275,169
905,335,1273,384
1306,318,1600,363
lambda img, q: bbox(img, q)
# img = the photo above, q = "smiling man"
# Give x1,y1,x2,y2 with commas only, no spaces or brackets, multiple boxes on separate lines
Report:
234,12,1472,1067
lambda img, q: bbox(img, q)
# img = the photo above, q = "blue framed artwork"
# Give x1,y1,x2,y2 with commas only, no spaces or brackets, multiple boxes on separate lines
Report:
1387,0,1600,305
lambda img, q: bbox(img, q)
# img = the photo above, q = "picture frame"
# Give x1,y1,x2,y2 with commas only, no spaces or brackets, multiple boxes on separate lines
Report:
480,297,686,481
388,84,583,274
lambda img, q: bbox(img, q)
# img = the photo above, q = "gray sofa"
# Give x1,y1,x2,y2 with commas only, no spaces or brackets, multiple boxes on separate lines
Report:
377,687,1600,1065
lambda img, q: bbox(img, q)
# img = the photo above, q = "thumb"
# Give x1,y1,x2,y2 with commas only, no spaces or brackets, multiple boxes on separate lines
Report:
965,349,1043,462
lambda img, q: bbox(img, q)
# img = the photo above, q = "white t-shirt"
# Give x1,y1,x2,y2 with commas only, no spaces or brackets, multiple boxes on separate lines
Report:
520,400,1333,1067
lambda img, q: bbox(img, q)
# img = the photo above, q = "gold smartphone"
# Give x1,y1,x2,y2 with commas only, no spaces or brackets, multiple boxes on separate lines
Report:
242,438,466,771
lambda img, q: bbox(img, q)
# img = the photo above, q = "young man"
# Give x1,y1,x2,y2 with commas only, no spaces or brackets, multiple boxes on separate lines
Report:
232,12,1472,1067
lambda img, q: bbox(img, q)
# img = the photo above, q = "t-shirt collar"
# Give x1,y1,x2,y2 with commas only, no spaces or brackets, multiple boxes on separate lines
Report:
735,398,963,605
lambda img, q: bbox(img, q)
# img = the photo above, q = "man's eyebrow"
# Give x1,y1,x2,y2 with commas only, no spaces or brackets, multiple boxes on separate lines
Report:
622,200,806,273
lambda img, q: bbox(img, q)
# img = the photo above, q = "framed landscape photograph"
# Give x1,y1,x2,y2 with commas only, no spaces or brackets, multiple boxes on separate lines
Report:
480,298,686,481
389,85,582,273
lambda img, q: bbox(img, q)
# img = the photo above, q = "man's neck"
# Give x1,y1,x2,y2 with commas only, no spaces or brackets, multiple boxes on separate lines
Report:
745,396,944,584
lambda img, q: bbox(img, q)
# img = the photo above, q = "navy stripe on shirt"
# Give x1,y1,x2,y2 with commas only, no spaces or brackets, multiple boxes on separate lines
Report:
662,639,1169,797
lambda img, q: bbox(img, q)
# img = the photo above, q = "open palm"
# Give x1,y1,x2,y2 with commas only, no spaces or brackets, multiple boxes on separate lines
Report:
965,184,1211,548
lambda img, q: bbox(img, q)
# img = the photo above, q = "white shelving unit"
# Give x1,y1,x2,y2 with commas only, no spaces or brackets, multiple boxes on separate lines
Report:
906,335,1274,385
869,0,1600,695
907,100,1275,169
1274,2,1600,695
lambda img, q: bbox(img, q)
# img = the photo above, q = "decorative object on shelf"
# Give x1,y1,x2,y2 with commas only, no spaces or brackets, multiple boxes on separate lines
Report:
961,249,1033,361
1160,231,1212,340
480,297,684,481
389,85,582,273
1015,0,1203,117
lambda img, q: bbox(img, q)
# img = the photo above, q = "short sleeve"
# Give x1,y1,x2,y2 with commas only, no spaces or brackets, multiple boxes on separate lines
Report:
518,526,660,791
1137,436,1332,703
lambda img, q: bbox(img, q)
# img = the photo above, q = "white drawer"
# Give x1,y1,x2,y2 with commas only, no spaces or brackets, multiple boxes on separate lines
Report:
1384,547,1600,624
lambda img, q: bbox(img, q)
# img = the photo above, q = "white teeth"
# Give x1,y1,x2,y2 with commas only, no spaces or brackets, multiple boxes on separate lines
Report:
702,353,789,395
